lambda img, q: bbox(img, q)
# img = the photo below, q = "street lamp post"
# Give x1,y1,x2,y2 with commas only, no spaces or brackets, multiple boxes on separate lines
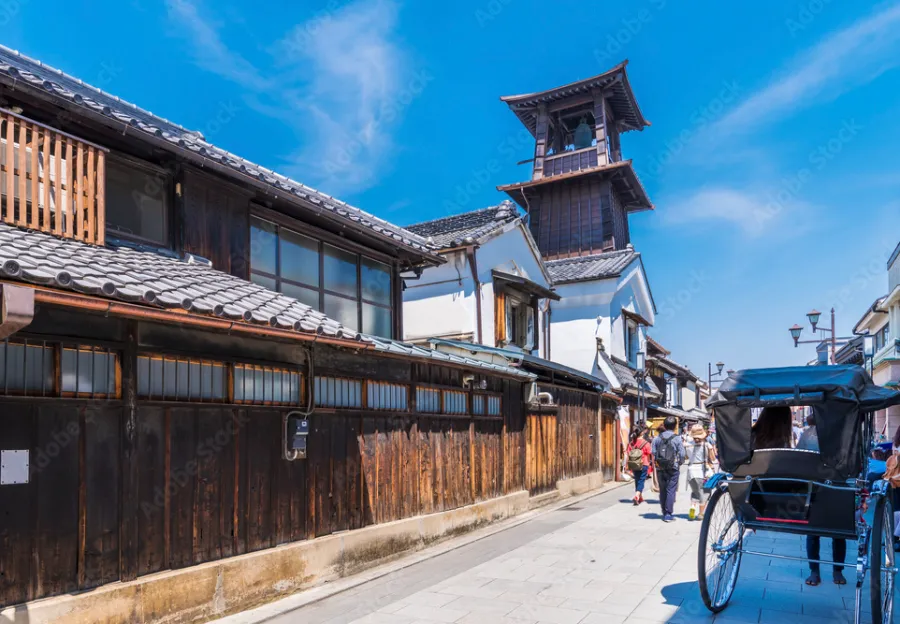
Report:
788,307,855,364
708,361,726,389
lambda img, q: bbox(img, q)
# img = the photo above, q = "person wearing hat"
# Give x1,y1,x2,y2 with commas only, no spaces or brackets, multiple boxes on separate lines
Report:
686,424,716,521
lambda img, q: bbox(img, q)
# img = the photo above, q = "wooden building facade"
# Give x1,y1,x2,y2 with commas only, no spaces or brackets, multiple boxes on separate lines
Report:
0,46,610,613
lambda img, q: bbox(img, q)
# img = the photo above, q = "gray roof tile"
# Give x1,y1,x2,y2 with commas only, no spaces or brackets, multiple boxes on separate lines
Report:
0,223,530,379
0,45,440,263
601,351,661,397
406,202,520,249
545,248,637,284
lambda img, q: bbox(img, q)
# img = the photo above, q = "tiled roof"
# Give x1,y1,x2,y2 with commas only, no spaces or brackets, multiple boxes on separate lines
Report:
405,202,520,249
0,45,440,263
0,223,532,379
601,352,661,397
545,248,637,284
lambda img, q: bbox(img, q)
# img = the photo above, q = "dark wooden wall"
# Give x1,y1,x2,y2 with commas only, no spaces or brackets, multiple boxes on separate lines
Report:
0,370,529,609
527,178,631,260
181,168,252,278
524,384,601,495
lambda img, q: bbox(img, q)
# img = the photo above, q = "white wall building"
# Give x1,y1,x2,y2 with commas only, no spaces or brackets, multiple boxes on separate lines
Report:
402,202,557,357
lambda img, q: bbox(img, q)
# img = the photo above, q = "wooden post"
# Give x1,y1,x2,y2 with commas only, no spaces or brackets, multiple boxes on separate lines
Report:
532,104,550,180
119,321,139,581
592,89,609,166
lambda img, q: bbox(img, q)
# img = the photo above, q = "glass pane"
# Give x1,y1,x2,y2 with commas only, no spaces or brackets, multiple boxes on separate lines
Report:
323,245,358,297
189,362,202,399
362,303,391,338
150,358,163,397
281,282,320,310
361,258,391,305
233,366,244,402
106,160,168,244
280,229,319,287
250,217,278,277
251,272,277,291
137,356,150,396
325,295,358,331
163,359,177,398
176,360,189,399
212,364,225,400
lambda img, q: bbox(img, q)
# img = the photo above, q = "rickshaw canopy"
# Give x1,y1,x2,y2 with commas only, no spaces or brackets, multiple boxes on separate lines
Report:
707,365,900,478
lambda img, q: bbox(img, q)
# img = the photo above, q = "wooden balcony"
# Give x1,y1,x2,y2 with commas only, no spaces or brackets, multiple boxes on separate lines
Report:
541,146,599,178
0,109,107,245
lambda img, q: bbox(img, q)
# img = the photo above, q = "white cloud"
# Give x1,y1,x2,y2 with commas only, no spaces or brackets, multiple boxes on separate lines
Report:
164,0,415,195
164,0,270,92
274,0,412,194
661,187,813,237
707,2,900,139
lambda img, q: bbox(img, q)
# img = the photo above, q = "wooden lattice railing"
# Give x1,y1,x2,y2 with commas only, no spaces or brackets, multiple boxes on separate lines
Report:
0,109,107,245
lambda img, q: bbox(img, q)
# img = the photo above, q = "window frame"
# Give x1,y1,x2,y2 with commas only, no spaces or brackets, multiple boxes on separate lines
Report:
249,215,394,337
104,153,173,248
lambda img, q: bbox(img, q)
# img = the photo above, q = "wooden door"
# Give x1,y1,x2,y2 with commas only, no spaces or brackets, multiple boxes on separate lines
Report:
525,410,558,495
601,413,616,482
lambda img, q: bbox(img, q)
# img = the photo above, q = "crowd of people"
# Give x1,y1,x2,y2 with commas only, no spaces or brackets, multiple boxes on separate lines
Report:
624,407,895,586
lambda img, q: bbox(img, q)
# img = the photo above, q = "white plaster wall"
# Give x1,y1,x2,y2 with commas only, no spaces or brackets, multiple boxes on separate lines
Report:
402,250,476,341
682,381,697,410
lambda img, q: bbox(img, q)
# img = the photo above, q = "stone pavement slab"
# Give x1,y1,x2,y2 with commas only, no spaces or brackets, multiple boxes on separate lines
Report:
216,471,900,624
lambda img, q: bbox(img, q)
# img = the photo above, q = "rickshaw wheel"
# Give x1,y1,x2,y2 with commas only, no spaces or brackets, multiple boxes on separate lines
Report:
698,487,743,613
870,493,895,624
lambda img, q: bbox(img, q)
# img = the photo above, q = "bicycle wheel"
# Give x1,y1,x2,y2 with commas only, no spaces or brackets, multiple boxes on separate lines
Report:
698,486,743,613
870,493,895,624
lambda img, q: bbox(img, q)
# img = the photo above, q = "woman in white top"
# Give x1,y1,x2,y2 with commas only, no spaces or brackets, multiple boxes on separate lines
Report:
686,424,716,521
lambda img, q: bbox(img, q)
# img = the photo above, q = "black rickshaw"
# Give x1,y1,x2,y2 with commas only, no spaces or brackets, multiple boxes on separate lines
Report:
700,365,900,624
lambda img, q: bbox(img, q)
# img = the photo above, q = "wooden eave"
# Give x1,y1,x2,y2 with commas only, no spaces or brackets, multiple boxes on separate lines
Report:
497,160,653,213
500,61,650,136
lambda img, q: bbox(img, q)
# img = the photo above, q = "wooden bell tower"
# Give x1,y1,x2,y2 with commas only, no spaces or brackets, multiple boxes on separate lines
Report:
498,61,653,260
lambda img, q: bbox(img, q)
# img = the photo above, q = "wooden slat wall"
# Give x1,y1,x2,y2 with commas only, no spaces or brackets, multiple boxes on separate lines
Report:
0,111,105,245
0,362,534,610
526,177,627,260
524,384,602,495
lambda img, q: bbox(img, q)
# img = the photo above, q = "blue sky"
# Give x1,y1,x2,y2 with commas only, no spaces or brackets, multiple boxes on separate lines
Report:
4,0,899,377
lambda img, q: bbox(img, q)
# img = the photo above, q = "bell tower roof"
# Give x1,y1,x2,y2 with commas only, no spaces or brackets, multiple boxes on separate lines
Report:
500,60,650,137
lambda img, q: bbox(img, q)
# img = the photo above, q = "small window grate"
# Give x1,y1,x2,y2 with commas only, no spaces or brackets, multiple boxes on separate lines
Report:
416,387,441,413
234,364,300,405
487,395,501,416
367,381,408,411
315,376,362,408
0,339,55,396
473,394,486,415
443,390,467,415
138,355,227,402
61,347,118,398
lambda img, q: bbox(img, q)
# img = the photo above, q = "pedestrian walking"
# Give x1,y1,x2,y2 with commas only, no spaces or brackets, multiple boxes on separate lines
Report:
651,416,686,522
791,412,847,585
685,424,715,521
625,425,652,505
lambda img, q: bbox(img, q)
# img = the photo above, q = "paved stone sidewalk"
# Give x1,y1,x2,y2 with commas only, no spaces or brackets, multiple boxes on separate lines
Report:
232,474,898,624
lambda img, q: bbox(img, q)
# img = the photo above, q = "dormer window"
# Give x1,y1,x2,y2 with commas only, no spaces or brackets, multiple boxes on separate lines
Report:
105,157,171,246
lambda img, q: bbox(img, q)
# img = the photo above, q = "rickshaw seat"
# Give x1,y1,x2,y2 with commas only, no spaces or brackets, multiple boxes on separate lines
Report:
727,449,857,539
731,448,844,482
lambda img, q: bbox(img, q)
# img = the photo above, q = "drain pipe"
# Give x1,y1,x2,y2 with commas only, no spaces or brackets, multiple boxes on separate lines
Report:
465,246,483,344
0,284,35,339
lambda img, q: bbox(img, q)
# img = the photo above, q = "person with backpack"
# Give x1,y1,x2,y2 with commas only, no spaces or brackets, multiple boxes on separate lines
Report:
625,426,652,505
651,416,686,522
685,424,715,521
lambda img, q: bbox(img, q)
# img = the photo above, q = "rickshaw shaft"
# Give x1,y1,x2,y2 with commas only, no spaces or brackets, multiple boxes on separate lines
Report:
737,548,898,573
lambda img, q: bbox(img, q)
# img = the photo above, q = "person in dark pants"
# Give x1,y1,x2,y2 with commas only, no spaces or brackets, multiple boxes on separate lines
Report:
651,416,686,522
793,411,847,585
